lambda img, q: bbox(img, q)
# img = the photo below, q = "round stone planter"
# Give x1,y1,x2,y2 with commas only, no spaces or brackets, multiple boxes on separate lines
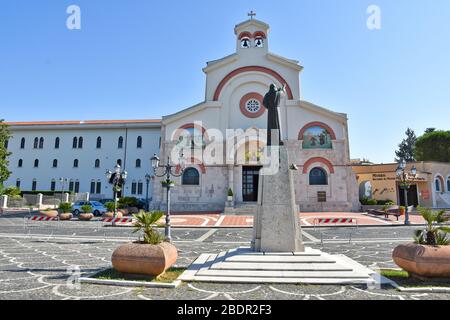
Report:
78,213,94,221
112,242,178,277
59,213,73,221
39,210,58,218
392,243,450,278
103,211,123,219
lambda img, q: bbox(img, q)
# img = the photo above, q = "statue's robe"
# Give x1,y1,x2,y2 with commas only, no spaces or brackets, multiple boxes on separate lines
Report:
263,87,281,146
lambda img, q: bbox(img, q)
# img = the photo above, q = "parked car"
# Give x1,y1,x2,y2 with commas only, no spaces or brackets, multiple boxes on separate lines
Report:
72,201,107,217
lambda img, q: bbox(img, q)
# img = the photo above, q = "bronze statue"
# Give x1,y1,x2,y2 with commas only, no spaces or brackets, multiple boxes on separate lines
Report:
263,83,286,146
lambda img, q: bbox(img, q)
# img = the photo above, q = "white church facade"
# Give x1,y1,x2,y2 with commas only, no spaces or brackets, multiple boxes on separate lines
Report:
4,18,360,213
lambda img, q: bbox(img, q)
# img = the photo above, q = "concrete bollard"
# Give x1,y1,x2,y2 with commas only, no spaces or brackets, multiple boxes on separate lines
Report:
36,193,43,210
0,195,8,209
63,193,70,203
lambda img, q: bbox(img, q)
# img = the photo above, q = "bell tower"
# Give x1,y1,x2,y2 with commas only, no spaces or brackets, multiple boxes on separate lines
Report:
234,13,270,54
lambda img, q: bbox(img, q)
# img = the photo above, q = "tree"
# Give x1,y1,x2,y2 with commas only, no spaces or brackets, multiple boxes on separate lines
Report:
425,128,436,134
0,120,11,187
395,128,417,163
414,130,450,162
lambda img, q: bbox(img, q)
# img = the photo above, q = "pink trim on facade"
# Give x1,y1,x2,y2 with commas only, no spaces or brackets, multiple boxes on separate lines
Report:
238,31,252,40
298,121,337,140
253,31,267,39
213,66,294,101
302,157,335,174
239,93,265,118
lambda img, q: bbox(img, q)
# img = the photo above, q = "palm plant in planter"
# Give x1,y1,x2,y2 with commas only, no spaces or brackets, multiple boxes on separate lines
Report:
79,204,94,221
103,201,122,218
111,211,177,276
393,207,450,278
58,202,73,221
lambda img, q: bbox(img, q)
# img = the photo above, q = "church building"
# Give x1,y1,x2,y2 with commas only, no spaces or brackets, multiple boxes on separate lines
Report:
4,17,359,213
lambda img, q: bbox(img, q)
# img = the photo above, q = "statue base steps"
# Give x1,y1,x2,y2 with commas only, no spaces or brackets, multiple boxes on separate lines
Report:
179,247,376,285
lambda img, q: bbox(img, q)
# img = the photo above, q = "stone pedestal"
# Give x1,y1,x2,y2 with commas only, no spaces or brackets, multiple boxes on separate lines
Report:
252,145,304,253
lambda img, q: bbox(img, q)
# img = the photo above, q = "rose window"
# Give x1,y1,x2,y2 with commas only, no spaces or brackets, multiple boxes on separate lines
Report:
246,99,261,113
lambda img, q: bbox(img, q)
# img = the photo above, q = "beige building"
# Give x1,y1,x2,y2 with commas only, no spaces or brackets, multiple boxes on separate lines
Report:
352,162,450,209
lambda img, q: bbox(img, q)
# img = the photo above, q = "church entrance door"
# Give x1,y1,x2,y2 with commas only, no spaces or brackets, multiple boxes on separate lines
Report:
242,166,261,202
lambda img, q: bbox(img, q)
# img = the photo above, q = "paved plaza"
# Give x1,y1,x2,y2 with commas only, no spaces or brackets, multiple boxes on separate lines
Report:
0,213,449,300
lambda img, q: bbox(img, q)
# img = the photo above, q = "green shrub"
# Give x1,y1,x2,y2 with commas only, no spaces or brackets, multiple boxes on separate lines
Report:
1,186,21,198
105,201,115,212
118,197,138,208
59,202,73,213
80,205,93,213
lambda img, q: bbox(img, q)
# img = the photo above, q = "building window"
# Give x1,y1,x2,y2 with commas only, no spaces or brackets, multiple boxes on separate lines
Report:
90,180,96,194
96,181,101,194
34,137,39,149
117,159,122,166
131,181,137,195
309,167,328,185
18,159,23,168
75,180,80,193
255,36,264,48
32,179,37,191
241,37,250,48
69,180,74,192
51,180,56,191
137,136,142,148
72,137,78,149
95,159,100,168
137,181,143,195
52,159,58,168
78,137,83,149
34,159,39,168
16,179,20,189
436,179,441,192
118,136,124,149
447,178,450,192
182,168,200,185
20,138,25,149
96,137,102,149
246,99,261,114
55,137,60,149
73,159,79,168
39,137,44,149
136,159,141,168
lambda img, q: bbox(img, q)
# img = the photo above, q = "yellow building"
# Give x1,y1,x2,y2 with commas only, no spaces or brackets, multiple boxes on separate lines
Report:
352,162,450,209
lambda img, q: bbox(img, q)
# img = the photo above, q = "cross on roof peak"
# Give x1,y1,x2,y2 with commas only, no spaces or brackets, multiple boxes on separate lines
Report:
248,11,256,19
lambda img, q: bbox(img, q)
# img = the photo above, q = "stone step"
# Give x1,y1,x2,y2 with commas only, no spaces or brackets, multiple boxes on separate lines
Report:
183,275,375,285
196,269,371,279
210,262,350,271
224,255,335,263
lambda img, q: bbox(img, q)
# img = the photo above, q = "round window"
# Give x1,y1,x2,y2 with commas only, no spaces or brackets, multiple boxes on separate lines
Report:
246,99,261,113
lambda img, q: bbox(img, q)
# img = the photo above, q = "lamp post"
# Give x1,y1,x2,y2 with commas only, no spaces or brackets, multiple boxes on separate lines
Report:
145,173,152,211
105,164,128,226
59,177,68,203
396,160,417,225
151,153,186,242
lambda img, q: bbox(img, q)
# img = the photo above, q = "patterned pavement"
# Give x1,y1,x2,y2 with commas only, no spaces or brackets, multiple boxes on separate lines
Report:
0,213,449,300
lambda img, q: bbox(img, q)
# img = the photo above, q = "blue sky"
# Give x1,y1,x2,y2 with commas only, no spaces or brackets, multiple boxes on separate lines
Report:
0,0,449,163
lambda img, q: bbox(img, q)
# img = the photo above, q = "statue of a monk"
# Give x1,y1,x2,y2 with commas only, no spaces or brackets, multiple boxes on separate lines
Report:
263,83,286,146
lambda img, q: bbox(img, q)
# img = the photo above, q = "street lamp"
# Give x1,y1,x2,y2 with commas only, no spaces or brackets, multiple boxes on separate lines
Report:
151,153,186,242
105,164,128,226
145,173,152,211
396,160,417,225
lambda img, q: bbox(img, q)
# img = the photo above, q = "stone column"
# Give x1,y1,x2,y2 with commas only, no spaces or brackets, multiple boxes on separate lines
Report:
0,195,8,209
226,165,235,207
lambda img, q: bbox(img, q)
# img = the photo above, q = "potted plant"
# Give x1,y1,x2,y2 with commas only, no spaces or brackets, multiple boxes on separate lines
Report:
161,180,175,188
227,188,234,202
79,204,94,221
39,207,58,218
398,206,406,216
58,202,73,221
103,201,123,218
392,207,450,278
112,211,177,276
